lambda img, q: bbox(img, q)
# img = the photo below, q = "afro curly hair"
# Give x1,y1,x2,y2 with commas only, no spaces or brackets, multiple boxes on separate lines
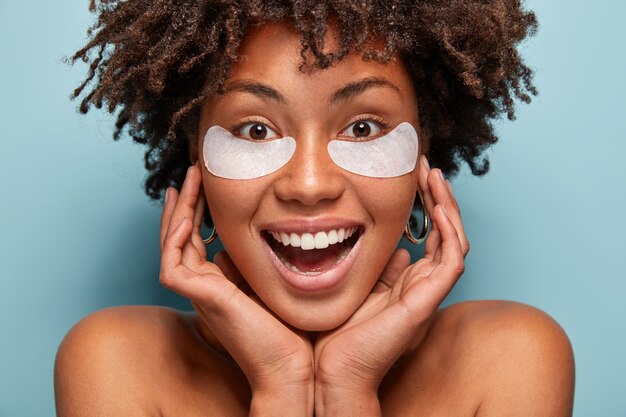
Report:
71,0,537,222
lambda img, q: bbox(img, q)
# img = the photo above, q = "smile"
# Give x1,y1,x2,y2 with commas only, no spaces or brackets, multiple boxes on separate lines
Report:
268,227,359,250
262,224,363,291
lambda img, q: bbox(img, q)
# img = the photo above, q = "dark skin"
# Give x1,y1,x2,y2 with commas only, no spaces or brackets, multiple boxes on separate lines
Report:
55,23,574,417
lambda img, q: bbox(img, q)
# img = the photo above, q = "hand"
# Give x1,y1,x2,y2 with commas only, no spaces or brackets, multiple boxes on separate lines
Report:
313,157,470,416
159,164,314,415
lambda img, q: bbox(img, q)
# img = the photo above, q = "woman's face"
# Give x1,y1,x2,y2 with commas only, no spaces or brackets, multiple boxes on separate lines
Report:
197,23,420,331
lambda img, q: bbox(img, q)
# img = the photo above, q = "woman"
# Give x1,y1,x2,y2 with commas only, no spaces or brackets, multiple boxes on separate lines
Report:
55,1,575,415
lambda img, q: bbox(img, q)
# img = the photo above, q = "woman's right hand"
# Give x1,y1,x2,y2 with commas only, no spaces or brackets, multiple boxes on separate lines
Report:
159,164,314,416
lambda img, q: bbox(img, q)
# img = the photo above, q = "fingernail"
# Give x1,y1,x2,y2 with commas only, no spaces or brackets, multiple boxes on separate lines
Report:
438,169,445,181
441,204,448,216
164,188,170,205
421,155,430,170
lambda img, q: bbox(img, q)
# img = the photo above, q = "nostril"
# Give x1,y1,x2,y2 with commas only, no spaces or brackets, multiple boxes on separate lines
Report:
273,166,345,206
274,177,344,206
272,137,346,205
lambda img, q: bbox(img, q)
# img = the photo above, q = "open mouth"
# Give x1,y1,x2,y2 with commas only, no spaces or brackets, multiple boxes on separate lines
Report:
262,227,362,276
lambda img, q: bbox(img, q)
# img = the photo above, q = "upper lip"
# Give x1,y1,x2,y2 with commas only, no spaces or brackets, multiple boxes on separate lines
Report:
259,218,363,234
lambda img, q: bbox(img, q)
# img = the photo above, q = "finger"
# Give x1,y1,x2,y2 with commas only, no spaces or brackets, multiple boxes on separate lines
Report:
190,191,207,258
424,223,441,261
444,180,469,256
418,156,436,217
427,169,470,258
162,217,211,279
193,190,206,229
160,217,199,291
160,187,178,251
445,180,459,211
166,166,202,243
213,251,247,288
372,249,411,293
161,218,235,302
443,180,469,256
181,239,205,269
422,204,465,306
213,252,262,303
418,156,441,259
160,217,255,322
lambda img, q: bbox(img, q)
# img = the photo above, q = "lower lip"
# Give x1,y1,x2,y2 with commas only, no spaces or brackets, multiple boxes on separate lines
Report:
263,234,362,292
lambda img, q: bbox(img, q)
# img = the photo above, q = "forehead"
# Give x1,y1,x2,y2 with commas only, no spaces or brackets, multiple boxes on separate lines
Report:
224,22,416,102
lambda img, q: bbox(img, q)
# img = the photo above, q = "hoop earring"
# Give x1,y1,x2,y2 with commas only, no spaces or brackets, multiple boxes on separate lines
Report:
202,227,218,245
404,191,429,245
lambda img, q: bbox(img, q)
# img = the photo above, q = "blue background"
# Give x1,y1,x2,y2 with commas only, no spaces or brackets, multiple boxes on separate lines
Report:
1,0,625,415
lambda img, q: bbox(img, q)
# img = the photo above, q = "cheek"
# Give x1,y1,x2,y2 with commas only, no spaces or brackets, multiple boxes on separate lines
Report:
202,174,269,232
357,175,417,223
344,176,417,312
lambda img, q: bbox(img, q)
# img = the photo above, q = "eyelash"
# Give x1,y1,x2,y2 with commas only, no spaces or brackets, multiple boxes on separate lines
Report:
230,117,280,140
340,115,389,139
230,115,390,139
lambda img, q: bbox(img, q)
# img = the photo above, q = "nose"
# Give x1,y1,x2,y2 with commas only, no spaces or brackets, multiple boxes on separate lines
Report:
273,132,345,207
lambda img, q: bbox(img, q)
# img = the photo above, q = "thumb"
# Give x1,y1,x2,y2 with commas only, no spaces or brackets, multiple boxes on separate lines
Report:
213,251,253,294
372,249,411,293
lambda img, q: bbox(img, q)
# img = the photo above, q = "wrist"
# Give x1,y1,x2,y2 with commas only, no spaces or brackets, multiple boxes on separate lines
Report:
315,384,381,417
250,383,313,417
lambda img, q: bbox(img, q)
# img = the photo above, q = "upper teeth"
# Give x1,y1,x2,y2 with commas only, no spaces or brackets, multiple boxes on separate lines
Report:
269,227,358,250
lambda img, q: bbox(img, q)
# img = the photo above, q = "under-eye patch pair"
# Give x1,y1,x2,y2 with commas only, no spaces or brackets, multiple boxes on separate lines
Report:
203,122,418,180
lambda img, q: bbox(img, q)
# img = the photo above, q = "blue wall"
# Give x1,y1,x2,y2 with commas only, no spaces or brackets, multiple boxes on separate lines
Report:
1,0,625,415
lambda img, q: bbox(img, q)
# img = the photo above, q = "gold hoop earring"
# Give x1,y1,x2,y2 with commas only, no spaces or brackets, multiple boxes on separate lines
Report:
404,191,429,245
202,227,218,245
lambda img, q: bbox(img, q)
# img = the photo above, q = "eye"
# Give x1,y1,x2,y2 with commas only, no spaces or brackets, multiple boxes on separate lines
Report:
237,122,279,141
340,120,383,139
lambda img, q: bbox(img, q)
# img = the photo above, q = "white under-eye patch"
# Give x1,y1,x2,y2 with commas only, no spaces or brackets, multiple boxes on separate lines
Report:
203,125,296,180
327,122,419,178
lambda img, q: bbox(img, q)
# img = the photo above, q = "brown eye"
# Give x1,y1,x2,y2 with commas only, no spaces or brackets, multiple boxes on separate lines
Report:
237,122,278,141
352,122,371,137
340,119,383,140
249,124,267,140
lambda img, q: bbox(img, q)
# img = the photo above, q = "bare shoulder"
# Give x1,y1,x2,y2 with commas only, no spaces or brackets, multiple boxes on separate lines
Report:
439,300,575,416
54,306,186,416
54,306,249,416
381,300,574,417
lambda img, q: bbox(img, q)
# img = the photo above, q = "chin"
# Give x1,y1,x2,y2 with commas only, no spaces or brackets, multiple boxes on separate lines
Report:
221,221,394,333
275,298,357,332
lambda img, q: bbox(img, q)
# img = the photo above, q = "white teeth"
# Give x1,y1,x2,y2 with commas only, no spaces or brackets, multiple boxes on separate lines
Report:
289,233,301,248
314,232,329,249
327,230,338,245
300,233,315,250
337,228,345,242
268,227,359,250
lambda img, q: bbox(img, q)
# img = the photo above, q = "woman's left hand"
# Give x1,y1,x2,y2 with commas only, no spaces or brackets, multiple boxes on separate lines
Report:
313,157,470,416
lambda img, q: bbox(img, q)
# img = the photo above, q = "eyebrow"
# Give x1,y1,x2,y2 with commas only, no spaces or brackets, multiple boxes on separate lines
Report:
222,80,287,105
330,77,401,104
222,76,401,105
